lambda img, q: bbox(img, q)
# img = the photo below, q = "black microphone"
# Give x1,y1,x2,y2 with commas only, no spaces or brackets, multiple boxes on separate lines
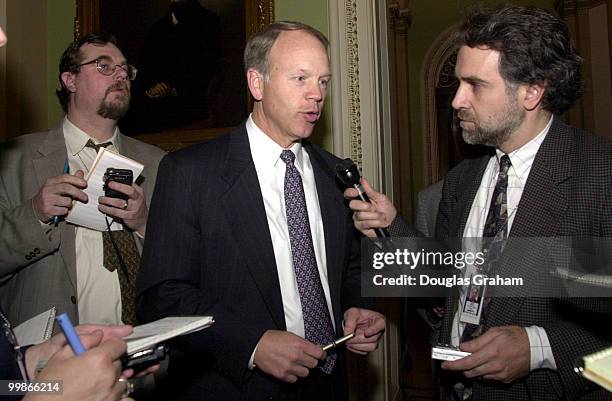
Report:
336,158,390,238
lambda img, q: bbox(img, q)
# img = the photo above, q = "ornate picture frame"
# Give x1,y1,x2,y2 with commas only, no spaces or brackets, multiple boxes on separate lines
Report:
74,0,273,150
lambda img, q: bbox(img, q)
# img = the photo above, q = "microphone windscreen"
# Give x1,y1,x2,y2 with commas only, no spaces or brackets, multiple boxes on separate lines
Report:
335,158,361,187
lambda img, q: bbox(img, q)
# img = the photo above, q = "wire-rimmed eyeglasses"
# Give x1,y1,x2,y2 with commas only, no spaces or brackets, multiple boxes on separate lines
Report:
77,57,137,81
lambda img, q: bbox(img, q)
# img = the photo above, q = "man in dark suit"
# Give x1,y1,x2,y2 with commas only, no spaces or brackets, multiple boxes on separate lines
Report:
0,32,165,328
347,6,611,401
137,22,385,400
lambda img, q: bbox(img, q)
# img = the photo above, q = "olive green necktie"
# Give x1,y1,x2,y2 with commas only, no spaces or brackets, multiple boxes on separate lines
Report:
84,139,140,325
102,230,140,325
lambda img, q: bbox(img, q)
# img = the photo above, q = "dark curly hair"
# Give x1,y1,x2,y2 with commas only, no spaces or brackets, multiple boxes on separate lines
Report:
56,31,119,113
456,5,583,114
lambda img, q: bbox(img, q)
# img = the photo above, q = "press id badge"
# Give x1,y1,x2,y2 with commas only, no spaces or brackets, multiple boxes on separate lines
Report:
460,274,486,325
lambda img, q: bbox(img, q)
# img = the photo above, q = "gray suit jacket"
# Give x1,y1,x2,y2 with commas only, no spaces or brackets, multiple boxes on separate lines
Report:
0,125,165,327
414,179,444,237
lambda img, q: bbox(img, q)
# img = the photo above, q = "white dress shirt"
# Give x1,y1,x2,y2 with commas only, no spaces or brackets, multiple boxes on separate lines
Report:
246,115,336,367
452,116,557,371
63,117,123,325
246,115,335,334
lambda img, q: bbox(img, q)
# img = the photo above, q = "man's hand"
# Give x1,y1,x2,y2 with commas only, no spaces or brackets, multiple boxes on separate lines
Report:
32,171,88,222
98,181,148,236
253,330,326,383
26,324,134,380
441,326,530,383
26,331,130,401
343,178,397,237
343,307,386,355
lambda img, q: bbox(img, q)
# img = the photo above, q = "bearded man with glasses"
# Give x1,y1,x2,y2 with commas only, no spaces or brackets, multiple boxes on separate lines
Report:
0,32,165,335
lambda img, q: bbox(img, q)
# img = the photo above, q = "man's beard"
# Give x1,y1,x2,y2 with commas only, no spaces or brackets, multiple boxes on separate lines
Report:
459,91,524,148
97,83,130,120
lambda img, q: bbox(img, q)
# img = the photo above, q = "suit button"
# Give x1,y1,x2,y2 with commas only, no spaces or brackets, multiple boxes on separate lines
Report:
34,248,40,254
70,296,77,304
30,252,36,258
25,255,31,260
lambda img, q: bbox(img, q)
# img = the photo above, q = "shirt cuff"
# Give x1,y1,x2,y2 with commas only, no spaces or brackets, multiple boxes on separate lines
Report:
248,344,259,370
525,325,557,370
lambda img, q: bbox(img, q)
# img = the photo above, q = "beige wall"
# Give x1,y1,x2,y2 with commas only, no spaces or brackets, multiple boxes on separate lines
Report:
275,0,332,149
46,0,76,127
0,0,73,140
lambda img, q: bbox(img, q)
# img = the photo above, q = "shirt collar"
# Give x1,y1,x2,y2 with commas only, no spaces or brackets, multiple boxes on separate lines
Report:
62,116,120,156
246,114,305,172
495,115,553,175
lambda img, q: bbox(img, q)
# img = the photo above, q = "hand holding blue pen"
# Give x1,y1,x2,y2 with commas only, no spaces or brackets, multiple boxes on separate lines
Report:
56,313,85,356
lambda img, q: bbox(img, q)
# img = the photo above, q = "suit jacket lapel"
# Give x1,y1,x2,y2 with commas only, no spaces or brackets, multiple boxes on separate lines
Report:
32,127,77,292
452,157,490,238
488,118,572,326
508,118,571,238
304,144,346,324
119,135,148,187
220,126,285,329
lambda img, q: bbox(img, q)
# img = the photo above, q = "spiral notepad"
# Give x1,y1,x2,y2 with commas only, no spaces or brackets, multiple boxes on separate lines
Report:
576,346,612,393
13,307,57,346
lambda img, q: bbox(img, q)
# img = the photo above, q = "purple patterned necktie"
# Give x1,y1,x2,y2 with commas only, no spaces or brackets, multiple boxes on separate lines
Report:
280,150,337,374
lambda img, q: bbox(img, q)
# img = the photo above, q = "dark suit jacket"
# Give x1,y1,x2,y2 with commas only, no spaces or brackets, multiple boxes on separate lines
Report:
0,307,23,393
414,179,444,237
440,118,612,401
137,124,367,400
0,322,23,401
392,118,612,400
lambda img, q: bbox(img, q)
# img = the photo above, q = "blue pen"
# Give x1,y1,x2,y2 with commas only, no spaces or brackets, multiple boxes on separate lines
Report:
56,313,85,356
53,159,70,226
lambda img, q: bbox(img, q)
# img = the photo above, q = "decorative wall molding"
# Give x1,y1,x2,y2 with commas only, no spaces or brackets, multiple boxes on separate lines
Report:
329,1,399,400
420,24,458,184
345,0,363,169
246,0,274,36
388,2,412,35
74,0,99,38
330,0,391,191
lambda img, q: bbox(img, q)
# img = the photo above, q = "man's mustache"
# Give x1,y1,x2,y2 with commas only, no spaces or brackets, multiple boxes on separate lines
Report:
457,110,474,121
105,83,129,96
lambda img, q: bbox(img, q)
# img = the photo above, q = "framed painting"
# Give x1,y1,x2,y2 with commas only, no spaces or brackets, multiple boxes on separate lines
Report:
75,0,273,150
